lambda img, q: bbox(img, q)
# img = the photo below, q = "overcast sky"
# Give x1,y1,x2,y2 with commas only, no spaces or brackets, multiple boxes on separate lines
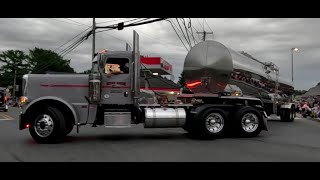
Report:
0,18,318,90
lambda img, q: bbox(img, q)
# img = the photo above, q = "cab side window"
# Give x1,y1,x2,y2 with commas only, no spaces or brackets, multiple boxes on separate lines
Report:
104,58,129,76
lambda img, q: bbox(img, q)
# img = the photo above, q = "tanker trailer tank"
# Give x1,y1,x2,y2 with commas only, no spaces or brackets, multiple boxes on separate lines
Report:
182,40,296,123
183,40,233,94
183,40,294,96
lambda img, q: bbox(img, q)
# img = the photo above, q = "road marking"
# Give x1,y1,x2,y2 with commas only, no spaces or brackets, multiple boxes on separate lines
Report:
0,113,14,120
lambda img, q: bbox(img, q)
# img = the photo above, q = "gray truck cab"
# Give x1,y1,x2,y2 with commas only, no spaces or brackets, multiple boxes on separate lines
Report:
96,51,133,105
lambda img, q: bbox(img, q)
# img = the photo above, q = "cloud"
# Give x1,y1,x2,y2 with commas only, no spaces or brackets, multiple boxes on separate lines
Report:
0,18,319,91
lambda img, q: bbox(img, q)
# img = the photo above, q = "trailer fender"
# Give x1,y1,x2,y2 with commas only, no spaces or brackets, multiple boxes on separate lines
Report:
280,103,295,109
22,96,78,125
190,104,234,119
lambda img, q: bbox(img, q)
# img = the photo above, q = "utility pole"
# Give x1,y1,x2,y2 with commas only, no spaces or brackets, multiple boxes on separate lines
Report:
92,18,96,60
197,31,213,41
12,60,17,98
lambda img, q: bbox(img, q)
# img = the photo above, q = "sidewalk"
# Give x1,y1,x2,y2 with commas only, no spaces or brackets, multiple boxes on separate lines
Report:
296,113,320,122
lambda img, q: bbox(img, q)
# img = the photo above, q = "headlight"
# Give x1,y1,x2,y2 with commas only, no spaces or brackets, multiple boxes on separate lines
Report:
20,96,28,104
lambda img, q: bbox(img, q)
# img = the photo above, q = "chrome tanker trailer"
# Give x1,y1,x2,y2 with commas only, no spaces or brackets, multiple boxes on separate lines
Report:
19,31,279,144
182,40,295,122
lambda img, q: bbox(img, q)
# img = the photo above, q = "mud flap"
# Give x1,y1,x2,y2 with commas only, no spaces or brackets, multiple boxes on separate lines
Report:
19,113,27,130
262,111,268,131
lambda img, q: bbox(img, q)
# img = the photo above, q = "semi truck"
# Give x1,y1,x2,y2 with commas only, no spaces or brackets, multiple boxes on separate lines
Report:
19,31,294,143
0,87,8,112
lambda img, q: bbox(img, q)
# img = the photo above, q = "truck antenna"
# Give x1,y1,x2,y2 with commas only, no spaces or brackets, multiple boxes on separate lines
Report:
92,18,96,60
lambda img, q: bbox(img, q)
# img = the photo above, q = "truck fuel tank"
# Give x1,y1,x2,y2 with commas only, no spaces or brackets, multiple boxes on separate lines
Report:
144,108,186,128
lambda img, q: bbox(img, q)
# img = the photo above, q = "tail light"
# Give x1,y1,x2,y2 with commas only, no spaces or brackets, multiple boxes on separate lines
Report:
186,81,202,88
4,96,7,102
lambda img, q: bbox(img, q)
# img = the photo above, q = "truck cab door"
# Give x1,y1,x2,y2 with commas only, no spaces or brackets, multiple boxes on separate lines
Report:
99,55,133,105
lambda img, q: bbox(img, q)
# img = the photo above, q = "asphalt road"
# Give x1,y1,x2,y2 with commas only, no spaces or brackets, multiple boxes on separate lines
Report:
1,107,320,162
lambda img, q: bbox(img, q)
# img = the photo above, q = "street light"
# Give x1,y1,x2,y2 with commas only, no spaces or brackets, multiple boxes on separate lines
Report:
291,47,299,102
291,47,299,83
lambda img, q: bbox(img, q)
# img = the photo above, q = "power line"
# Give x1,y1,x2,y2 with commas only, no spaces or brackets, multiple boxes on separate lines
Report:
33,18,167,73
181,18,197,46
178,18,192,48
204,18,214,35
175,18,192,48
170,19,190,49
166,19,189,51
196,18,203,30
188,18,197,45
33,31,92,73
135,30,185,50
96,18,128,24
64,18,90,27
95,29,113,34
53,27,92,52
59,31,91,56
170,19,185,38
49,18,83,27
95,18,145,29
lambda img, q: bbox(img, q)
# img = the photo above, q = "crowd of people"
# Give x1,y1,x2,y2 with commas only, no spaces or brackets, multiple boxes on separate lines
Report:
230,71,292,95
295,96,320,118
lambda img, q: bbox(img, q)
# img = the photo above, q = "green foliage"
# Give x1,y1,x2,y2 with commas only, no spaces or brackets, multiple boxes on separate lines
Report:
0,48,76,96
293,90,307,96
0,50,30,96
177,71,186,87
80,69,91,74
28,47,75,74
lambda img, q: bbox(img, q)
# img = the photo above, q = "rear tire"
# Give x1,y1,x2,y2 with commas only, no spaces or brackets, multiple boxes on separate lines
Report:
195,108,229,139
234,106,263,138
280,106,295,122
29,106,67,144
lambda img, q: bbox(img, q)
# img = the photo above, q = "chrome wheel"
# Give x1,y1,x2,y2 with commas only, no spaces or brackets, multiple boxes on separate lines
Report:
241,113,259,133
205,113,224,133
34,114,54,137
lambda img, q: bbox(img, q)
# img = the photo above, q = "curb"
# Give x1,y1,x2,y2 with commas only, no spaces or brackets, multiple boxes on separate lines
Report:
308,118,320,122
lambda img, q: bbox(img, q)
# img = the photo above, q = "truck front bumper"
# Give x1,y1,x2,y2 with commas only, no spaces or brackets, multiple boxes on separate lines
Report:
19,113,28,130
0,105,8,111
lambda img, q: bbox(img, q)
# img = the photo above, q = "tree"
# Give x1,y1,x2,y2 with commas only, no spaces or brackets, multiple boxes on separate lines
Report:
80,69,91,74
293,90,307,96
177,71,192,93
177,71,186,87
28,48,75,74
0,50,31,96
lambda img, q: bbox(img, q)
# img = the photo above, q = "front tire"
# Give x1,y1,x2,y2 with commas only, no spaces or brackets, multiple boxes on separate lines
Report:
29,106,67,144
